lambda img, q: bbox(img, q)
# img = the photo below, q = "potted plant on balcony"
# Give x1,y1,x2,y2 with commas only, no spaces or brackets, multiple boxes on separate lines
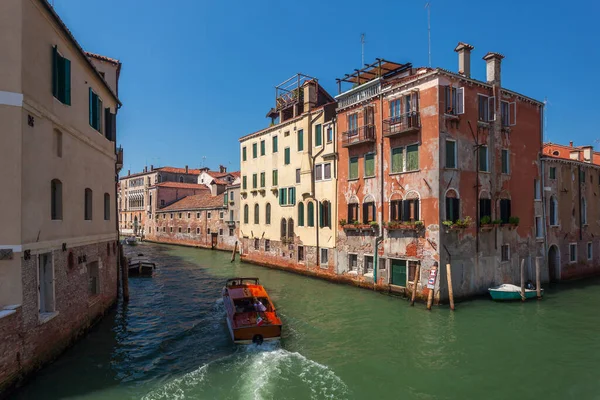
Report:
492,219,502,226
444,216,472,233
504,216,520,229
339,219,347,227
480,216,494,231
369,221,379,229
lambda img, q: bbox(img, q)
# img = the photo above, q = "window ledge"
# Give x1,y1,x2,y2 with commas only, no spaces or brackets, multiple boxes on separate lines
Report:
347,270,358,276
389,169,420,176
444,167,458,171
364,176,376,180
536,238,544,242
0,309,16,320
347,178,359,182
39,311,59,325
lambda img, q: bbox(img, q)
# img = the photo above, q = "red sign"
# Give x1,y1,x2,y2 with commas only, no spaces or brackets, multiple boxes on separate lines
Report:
427,268,438,289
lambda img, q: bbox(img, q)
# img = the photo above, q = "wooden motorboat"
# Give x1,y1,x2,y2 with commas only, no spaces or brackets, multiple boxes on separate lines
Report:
488,284,543,301
128,256,155,277
222,278,282,344
125,236,138,246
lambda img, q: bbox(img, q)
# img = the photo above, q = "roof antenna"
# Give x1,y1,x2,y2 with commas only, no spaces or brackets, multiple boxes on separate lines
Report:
201,156,206,168
361,33,366,67
543,97,550,142
425,1,432,67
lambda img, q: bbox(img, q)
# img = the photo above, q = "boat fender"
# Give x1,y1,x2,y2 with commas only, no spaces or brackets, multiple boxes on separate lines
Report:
252,334,264,345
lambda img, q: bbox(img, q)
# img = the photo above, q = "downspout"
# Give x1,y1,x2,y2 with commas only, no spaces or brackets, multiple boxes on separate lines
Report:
375,87,384,286
578,165,582,241
332,116,338,272
540,106,548,273
310,110,325,267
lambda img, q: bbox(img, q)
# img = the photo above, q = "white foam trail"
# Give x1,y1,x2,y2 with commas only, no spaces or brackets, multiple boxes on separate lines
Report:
142,364,208,400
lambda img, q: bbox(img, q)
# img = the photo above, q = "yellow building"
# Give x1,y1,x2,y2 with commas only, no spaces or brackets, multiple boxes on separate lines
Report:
239,75,338,272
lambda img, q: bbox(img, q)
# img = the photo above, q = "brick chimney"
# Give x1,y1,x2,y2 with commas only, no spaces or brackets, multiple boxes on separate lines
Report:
219,165,227,173
185,165,189,173
303,80,317,112
150,164,154,170
144,166,147,173
482,52,504,85
569,141,574,147
454,42,474,78
127,169,130,176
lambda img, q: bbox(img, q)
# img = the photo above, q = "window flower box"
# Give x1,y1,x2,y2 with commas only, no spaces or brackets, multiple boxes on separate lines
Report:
385,221,424,231
443,216,472,233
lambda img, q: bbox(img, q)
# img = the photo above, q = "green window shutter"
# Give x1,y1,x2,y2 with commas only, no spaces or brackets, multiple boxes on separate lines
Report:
349,157,359,179
224,193,228,205
479,147,488,171
282,188,287,205
365,153,375,177
285,148,290,165
315,125,322,146
407,145,419,171
253,143,257,158
307,202,314,227
252,174,257,188
261,140,265,156
298,203,304,226
273,136,278,153
52,46,58,98
97,97,103,132
89,88,93,127
391,147,403,173
319,202,323,227
63,57,71,105
446,141,456,168
273,170,278,186
289,187,295,205
243,147,247,161
328,203,332,227
278,189,283,205
242,176,247,190
260,172,265,187
298,130,304,151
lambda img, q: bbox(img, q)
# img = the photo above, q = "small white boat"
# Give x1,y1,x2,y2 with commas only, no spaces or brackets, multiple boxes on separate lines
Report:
128,255,155,277
488,284,543,301
125,236,138,246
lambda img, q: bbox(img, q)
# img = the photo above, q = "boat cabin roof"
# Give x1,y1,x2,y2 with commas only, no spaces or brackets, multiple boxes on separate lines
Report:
227,285,269,300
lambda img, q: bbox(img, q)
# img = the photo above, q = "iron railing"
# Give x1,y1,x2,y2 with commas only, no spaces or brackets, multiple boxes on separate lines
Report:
383,112,420,137
342,125,376,147
337,82,381,109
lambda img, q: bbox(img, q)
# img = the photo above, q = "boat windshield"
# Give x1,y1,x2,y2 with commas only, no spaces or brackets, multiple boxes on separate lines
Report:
233,297,272,313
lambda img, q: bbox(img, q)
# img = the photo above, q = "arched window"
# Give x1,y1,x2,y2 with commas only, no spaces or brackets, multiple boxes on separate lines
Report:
319,200,331,228
179,176,184,183
298,202,305,226
53,129,62,158
254,204,259,224
403,191,420,222
307,201,315,227
157,174,162,183
550,196,558,226
287,218,294,239
243,204,249,224
280,218,287,239
51,179,62,220
479,191,492,222
445,189,459,223
265,203,271,225
581,197,587,225
362,195,376,224
84,188,93,220
390,193,402,221
104,193,110,220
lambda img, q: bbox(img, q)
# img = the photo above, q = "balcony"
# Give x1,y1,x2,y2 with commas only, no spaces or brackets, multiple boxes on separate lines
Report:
116,146,124,172
383,112,420,138
342,125,376,148
227,220,236,227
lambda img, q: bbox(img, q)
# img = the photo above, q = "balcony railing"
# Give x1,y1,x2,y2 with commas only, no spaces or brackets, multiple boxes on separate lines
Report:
342,125,376,147
383,112,420,137
337,81,381,109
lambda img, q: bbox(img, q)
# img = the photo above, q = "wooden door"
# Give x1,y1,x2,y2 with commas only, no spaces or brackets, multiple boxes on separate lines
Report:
390,259,407,286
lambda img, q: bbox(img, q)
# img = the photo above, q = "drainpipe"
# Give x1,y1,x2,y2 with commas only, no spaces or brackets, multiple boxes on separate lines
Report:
375,87,384,286
332,117,338,272
310,109,325,267
578,165,582,241
540,106,548,274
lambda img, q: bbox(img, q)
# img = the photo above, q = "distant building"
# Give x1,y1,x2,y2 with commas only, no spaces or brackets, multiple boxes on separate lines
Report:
0,0,122,391
198,165,239,195
239,74,338,272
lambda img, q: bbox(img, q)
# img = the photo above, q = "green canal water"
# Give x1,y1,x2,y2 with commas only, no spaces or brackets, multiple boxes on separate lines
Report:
9,242,600,400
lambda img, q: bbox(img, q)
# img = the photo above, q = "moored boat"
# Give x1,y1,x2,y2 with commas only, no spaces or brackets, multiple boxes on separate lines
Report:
128,256,155,277
125,236,138,246
222,278,282,344
488,284,543,301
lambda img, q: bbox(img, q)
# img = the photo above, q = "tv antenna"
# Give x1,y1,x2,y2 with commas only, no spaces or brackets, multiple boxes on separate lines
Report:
425,1,431,67
360,33,366,66
543,97,551,142
201,156,206,168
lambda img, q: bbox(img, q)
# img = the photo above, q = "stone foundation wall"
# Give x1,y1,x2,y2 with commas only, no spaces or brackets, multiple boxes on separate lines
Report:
0,240,118,394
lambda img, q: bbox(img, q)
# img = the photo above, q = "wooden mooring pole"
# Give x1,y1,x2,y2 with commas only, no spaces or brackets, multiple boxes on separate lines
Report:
446,263,455,311
520,258,525,302
535,257,542,299
410,264,420,306
426,266,437,311
119,244,129,303
231,241,238,262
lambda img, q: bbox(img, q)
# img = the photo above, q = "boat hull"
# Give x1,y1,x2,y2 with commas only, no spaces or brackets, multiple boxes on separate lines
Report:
226,317,281,344
489,287,544,301
128,263,154,277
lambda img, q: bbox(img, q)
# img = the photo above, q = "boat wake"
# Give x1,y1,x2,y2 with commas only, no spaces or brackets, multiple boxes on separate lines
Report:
142,344,350,400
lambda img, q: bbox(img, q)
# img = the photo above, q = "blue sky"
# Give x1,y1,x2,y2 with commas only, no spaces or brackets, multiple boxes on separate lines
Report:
53,0,599,173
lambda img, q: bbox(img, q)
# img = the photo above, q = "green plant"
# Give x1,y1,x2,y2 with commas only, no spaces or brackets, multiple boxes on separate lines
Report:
369,221,379,227
442,220,453,227
455,216,472,229
414,220,424,226
492,219,502,225
353,220,361,226
509,216,520,225
339,219,347,226
480,216,491,225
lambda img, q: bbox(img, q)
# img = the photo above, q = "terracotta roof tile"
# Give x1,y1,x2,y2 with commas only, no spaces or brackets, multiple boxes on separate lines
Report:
158,166,201,175
86,52,120,65
155,182,209,190
159,193,225,212
213,179,229,185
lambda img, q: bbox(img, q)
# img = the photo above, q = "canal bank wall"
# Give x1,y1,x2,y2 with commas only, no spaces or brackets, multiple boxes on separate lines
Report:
0,241,119,398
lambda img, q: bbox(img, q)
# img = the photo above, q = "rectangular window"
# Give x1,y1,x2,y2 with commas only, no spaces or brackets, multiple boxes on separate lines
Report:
272,169,278,186
260,140,265,156
390,99,401,119
391,147,404,173
178,227,182,233
288,187,296,205
84,189,93,220
224,193,228,205
501,245,510,262
501,149,510,174
479,146,489,172
52,46,71,105
327,127,333,143
588,242,593,260
197,228,200,234
219,228,223,236
197,212,201,218
348,203,359,223
265,239,271,252
500,199,511,223
478,94,489,121
207,228,211,234
570,243,577,263
254,238,259,250
535,216,543,238
89,88,102,132
445,140,457,169
315,164,323,181
323,163,331,180
242,176,247,190
87,261,100,296
579,169,585,183
272,136,278,153
296,168,301,183
260,172,265,188
252,174,257,189
408,261,418,282
348,114,358,134
243,146,247,161
253,143,258,158
284,148,290,165
446,197,460,223
38,253,55,313
364,256,374,273
349,254,358,270
320,248,329,265
297,130,304,151
229,228,234,236
220,211,224,219
406,145,419,171
279,188,287,205
549,167,556,180
298,245,304,262
187,228,191,234
349,157,359,180
364,153,375,177
444,86,464,115
315,124,322,146
534,179,541,200
479,198,492,221
208,212,212,219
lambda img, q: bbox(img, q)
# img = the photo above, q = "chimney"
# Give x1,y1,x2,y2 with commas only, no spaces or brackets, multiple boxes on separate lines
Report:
303,80,317,112
144,166,147,173
482,52,505,85
127,169,130,176
150,164,154,170
454,42,474,78
219,165,227,173
185,165,189,173
569,141,574,147
582,145,593,163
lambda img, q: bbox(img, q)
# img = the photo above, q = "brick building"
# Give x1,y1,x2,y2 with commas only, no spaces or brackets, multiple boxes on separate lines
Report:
335,43,544,300
146,192,234,250
0,0,121,391
542,142,600,281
